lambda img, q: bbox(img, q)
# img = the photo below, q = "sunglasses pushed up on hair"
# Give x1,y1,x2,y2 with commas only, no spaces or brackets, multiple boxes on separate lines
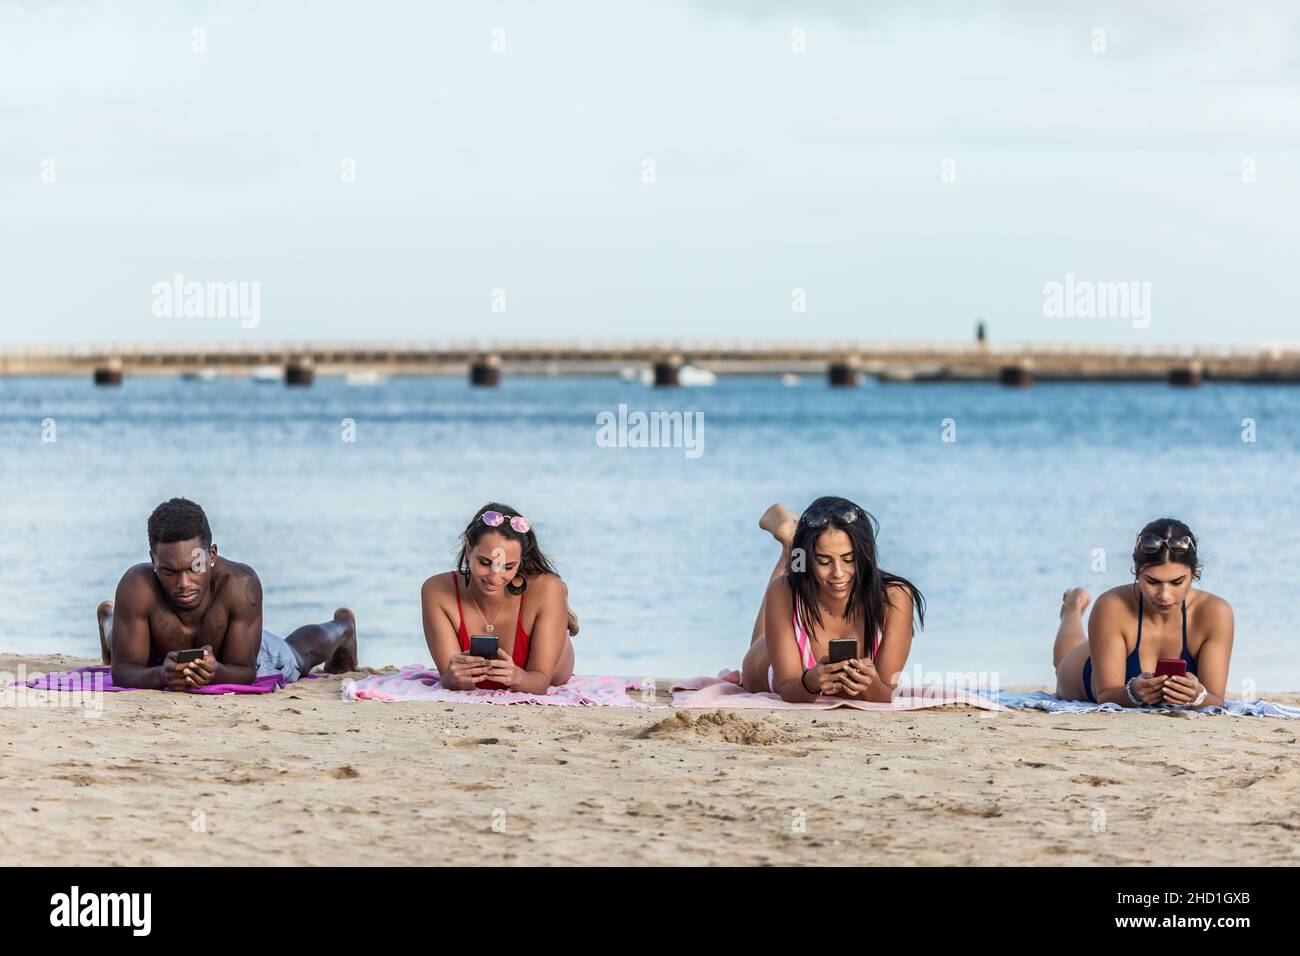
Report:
481,510,531,534
799,502,867,529
1136,533,1193,555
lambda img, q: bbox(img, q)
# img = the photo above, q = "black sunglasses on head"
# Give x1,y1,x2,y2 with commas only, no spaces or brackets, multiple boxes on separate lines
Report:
800,503,866,529
1136,533,1193,555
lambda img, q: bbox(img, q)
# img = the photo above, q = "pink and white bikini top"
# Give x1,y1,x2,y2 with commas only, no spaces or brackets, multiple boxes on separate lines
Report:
792,595,883,667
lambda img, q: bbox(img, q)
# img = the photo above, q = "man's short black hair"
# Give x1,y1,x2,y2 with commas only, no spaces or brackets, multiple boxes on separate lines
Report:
147,498,212,551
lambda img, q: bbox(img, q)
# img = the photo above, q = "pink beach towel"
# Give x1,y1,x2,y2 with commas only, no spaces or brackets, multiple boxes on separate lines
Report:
671,670,1005,712
343,665,648,707
14,665,298,695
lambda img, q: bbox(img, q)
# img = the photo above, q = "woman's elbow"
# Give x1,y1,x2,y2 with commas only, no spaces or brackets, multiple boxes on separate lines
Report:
527,668,556,691
775,681,809,703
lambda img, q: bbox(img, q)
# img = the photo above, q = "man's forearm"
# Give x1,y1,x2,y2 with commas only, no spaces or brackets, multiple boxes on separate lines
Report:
111,662,164,690
212,662,256,686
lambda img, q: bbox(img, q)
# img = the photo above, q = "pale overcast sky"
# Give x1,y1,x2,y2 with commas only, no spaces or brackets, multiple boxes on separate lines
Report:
1,0,1297,346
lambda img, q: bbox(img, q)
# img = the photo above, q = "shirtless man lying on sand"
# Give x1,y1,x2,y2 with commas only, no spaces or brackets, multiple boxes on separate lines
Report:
98,497,357,690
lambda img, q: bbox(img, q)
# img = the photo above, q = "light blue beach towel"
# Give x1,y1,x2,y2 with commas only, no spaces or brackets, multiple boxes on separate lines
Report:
977,689,1300,718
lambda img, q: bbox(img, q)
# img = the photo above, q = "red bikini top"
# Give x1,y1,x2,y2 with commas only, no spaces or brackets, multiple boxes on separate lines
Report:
454,577,530,690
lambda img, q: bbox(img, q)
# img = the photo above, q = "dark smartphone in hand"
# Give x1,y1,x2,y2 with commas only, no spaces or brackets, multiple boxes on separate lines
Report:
176,648,204,664
1154,658,1187,678
829,639,857,664
469,635,498,660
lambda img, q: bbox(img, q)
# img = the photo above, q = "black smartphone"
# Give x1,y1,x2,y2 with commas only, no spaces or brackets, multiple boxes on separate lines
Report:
176,648,204,664
829,639,857,664
469,635,498,660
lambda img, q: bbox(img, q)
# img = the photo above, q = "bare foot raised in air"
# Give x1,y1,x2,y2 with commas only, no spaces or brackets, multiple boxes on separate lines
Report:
324,607,358,673
759,503,799,546
97,600,115,663
1060,587,1092,619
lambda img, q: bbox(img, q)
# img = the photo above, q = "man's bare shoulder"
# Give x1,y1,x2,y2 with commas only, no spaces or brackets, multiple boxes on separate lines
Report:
215,558,262,611
119,562,155,584
116,564,160,605
216,557,259,581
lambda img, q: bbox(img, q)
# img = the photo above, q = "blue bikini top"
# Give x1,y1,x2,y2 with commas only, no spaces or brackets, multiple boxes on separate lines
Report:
1083,592,1197,702
1126,593,1197,682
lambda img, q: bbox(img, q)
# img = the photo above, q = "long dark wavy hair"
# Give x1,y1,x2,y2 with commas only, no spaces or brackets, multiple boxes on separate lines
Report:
787,496,925,655
1131,517,1202,580
456,502,560,596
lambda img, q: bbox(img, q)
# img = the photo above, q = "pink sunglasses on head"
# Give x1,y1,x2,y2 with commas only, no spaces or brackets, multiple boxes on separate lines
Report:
481,510,531,534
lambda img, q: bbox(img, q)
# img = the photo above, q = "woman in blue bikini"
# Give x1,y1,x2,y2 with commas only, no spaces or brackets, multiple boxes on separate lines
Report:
1052,519,1234,709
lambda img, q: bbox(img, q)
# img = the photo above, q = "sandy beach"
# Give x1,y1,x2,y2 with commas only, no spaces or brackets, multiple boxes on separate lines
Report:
2,652,1297,867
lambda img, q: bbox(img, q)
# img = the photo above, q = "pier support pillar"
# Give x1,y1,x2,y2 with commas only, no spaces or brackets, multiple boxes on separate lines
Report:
653,356,682,387
285,359,315,386
93,364,124,386
470,354,502,387
1168,367,1203,387
827,360,860,387
999,365,1033,387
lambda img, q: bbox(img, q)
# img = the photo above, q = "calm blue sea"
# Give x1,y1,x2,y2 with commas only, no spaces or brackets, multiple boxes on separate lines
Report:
2,374,1297,689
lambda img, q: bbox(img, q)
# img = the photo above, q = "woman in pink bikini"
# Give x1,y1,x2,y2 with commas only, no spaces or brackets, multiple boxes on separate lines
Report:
740,497,926,703
420,502,577,691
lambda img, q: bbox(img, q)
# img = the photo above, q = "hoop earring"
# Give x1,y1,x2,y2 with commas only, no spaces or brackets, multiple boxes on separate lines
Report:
507,575,527,596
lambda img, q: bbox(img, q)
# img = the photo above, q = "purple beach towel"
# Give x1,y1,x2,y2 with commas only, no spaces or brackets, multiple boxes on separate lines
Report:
14,665,292,695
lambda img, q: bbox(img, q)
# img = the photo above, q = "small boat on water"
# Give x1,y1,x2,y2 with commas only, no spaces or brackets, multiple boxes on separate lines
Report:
251,365,282,384
679,365,716,387
780,373,801,386
180,368,219,382
345,370,388,387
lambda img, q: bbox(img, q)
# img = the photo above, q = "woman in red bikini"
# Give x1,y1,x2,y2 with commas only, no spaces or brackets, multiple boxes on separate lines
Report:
740,498,926,703
420,502,577,691
1051,518,1234,709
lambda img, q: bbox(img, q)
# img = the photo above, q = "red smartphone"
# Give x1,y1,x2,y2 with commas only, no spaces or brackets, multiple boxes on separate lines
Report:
1154,658,1187,678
